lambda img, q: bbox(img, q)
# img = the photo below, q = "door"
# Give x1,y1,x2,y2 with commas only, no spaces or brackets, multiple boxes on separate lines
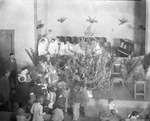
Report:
0,30,14,76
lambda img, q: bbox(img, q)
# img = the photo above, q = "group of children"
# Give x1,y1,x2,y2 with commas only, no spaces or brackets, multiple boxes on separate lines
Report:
13,78,89,121
15,87,65,121
107,98,150,121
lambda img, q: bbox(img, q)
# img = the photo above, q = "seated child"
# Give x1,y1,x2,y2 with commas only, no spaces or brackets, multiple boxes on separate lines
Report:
128,111,139,121
108,98,118,116
16,108,31,121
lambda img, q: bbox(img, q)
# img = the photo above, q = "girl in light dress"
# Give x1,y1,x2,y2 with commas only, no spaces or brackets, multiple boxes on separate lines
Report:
30,95,46,121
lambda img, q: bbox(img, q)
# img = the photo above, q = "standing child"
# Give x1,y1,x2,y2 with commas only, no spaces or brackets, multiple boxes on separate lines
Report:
52,90,66,121
43,100,51,114
30,95,45,121
70,80,82,121
16,108,31,121
108,98,118,116
108,98,124,121
43,100,51,121
46,86,56,110
80,82,89,117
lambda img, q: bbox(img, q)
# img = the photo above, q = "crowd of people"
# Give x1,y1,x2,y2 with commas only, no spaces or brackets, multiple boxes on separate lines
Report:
1,30,149,121
0,50,89,121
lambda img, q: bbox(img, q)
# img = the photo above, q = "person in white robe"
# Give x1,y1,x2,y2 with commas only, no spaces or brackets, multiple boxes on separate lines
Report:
38,36,49,56
48,37,59,55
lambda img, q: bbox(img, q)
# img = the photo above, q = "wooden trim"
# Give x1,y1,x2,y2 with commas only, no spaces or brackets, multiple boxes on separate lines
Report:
34,0,38,54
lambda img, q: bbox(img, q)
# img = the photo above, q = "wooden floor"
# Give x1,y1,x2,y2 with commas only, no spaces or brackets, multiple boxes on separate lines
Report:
93,78,150,101
0,111,99,121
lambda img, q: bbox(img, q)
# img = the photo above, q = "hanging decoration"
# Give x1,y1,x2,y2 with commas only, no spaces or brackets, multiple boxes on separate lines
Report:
86,16,98,24
56,22,114,91
37,24,44,29
118,16,129,25
57,16,68,23
138,25,145,31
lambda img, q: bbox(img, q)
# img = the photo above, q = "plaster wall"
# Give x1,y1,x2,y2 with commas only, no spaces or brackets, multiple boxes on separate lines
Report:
37,0,48,35
47,0,146,46
0,0,35,67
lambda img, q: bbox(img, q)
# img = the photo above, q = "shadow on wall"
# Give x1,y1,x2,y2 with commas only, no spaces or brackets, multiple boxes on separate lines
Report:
134,0,146,55
0,55,5,77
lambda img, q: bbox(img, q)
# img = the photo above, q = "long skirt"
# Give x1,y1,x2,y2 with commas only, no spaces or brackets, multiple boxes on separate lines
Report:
73,103,80,121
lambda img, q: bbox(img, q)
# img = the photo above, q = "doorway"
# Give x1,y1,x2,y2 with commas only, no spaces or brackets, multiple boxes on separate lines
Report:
0,30,14,76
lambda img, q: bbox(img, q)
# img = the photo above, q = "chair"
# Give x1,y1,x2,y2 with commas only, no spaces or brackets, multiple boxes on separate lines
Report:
111,62,122,78
134,81,146,100
111,62,124,89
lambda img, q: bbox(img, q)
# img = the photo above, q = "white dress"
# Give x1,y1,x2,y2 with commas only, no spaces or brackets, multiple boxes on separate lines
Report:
48,40,59,55
38,38,48,56
30,102,44,121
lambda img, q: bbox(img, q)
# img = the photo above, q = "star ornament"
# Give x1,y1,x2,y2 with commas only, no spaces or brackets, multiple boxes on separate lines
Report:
57,17,68,23
86,16,98,24
118,17,129,25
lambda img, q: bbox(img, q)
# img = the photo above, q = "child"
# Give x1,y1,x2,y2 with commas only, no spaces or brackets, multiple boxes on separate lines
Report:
53,89,66,113
70,80,82,121
51,90,66,121
30,95,46,121
43,100,51,114
46,86,56,109
43,100,51,121
128,111,139,121
34,79,45,96
51,108,64,121
52,90,66,121
80,82,89,116
16,108,31,121
108,98,118,116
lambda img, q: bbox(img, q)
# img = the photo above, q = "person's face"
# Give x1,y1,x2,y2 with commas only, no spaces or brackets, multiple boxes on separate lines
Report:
10,55,14,59
41,40,45,43
22,69,28,74
48,30,52,34
46,54,51,60
25,69,28,73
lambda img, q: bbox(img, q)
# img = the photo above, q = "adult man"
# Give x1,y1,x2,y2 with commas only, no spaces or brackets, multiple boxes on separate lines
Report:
6,53,17,89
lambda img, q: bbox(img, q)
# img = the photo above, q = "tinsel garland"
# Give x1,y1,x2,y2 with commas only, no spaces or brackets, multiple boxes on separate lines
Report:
58,37,114,91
